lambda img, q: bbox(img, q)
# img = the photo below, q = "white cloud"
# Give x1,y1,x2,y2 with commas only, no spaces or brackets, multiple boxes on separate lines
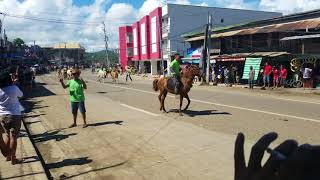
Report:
199,2,209,6
170,0,191,5
259,0,320,14
1,0,320,52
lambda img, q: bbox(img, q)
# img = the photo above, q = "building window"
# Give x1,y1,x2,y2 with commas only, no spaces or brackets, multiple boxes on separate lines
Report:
221,18,224,23
127,47,133,57
126,33,133,43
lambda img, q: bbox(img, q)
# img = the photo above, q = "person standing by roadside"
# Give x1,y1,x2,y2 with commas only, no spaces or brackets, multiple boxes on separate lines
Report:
125,65,133,82
280,65,287,88
0,70,23,165
60,69,88,128
224,66,230,87
263,62,272,88
248,66,255,90
302,65,313,89
273,66,280,88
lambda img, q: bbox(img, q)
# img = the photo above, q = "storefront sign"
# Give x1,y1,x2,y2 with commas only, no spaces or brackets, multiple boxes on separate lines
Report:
242,57,262,80
187,47,202,58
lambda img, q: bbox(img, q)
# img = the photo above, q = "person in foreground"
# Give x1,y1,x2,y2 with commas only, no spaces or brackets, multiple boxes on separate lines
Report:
0,70,23,165
235,132,320,180
60,69,88,128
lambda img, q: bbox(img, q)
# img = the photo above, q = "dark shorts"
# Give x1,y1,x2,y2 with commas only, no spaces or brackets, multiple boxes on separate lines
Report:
0,115,22,137
71,102,86,114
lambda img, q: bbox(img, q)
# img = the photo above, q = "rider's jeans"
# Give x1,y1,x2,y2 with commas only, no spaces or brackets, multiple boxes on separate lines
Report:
174,74,180,94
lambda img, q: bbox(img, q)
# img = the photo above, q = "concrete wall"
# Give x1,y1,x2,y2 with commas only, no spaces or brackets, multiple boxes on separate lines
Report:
132,22,141,61
149,7,162,60
119,26,133,68
166,3,282,56
140,15,151,60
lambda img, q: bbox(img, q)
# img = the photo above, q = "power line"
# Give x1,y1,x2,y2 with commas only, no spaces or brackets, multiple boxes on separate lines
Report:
102,22,110,66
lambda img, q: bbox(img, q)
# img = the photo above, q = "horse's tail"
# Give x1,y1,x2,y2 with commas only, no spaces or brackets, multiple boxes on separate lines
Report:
153,79,159,91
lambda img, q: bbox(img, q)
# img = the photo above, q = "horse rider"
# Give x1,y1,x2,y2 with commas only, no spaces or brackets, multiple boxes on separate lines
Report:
170,53,182,94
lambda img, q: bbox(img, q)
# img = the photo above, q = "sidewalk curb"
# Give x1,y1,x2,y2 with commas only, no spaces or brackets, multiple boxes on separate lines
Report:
21,103,51,180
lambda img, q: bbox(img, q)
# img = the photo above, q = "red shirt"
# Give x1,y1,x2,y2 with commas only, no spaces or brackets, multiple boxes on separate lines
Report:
264,65,272,75
273,69,279,79
281,68,287,78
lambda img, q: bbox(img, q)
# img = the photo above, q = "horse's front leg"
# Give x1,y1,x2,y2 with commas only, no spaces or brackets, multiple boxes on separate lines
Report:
162,91,168,113
179,94,183,116
159,93,163,111
183,94,191,111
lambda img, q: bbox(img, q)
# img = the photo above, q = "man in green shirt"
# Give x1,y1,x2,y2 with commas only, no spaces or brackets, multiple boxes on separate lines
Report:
60,69,88,128
170,53,182,94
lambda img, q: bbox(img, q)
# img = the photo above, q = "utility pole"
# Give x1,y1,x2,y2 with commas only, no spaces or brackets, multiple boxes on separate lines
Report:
206,13,212,83
158,14,164,76
102,22,110,67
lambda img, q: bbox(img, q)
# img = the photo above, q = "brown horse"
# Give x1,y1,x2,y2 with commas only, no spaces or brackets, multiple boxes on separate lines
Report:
153,65,201,116
110,68,120,83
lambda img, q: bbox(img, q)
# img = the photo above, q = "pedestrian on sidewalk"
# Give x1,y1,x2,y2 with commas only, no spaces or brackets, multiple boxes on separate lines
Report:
280,65,287,88
60,69,88,128
125,65,133,82
302,65,313,89
0,70,23,165
263,62,272,88
248,66,255,90
273,66,280,88
224,66,230,87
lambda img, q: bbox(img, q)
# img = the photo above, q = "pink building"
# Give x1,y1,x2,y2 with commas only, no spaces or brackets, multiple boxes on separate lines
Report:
139,15,150,60
119,7,162,73
132,22,141,61
119,26,133,68
149,7,162,60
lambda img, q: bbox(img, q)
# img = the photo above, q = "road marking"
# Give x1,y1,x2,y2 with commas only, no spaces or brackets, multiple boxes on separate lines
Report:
189,99,320,123
88,79,320,123
272,97,320,105
120,103,159,117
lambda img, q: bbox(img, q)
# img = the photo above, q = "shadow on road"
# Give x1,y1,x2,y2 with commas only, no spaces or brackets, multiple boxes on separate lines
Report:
24,120,41,125
27,84,57,98
88,120,123,127
102,81,129,86
46,157,93,170
21,156,40,164
24,114,46,118
60,161,127,179
32,130,77,143
168,109,231,117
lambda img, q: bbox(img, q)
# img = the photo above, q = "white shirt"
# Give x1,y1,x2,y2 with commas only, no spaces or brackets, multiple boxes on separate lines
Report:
303,68,312,79
0,86,23,116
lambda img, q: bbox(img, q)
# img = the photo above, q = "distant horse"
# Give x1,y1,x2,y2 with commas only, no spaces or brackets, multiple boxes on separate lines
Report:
110,68,120,83
67,69,73,79
153,65,201,116
97,69,107,83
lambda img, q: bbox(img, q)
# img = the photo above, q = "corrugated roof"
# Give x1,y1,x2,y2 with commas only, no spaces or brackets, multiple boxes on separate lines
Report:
281,34,320,40
53,42,85,50
185,18,320,42
236,18,320,35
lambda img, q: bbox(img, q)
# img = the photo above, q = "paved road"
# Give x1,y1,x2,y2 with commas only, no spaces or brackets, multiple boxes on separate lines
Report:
21,71,320,179
82,71,320,143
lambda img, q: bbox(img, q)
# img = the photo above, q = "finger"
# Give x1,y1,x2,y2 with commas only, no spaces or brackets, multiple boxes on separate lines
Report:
234,133,246,179
248,132,278,172
261,139,298,178
278,144,313,180
302,145,320,180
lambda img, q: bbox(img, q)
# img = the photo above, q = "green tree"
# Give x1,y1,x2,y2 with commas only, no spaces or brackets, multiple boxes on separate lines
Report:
13,38,25,47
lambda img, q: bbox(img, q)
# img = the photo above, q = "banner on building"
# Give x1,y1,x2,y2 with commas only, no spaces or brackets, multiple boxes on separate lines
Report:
242,57,262,80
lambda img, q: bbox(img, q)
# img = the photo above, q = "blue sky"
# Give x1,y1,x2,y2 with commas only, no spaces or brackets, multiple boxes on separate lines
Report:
4,0,320,51
72,0,260,11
